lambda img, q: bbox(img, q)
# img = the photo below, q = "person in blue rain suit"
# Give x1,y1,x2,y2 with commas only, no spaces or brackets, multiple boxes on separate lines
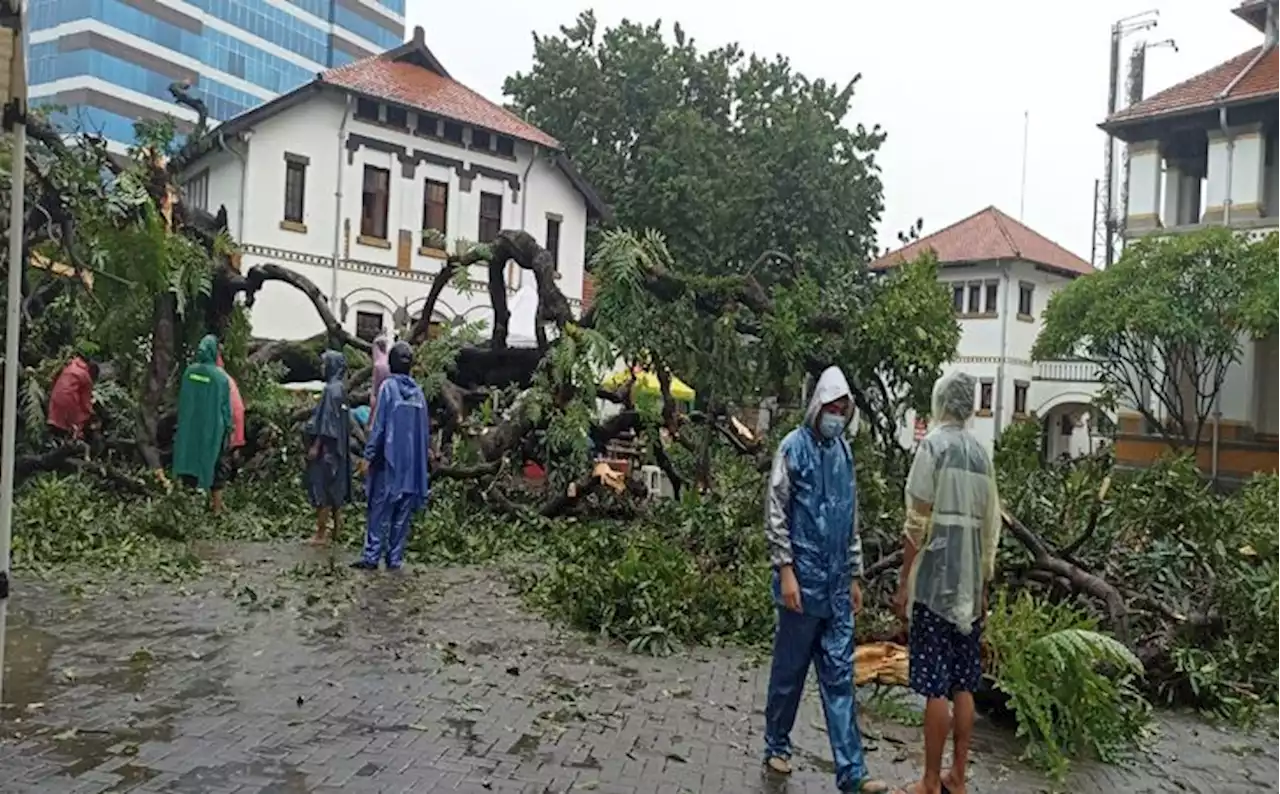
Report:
762,365,889,793
352,340,430,571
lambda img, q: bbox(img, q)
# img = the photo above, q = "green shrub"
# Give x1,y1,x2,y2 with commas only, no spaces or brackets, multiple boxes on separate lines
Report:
984,589,1150,779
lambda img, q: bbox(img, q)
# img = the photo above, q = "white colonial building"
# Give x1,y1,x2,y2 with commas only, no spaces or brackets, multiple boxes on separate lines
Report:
178,26,607,344
870,206,1106,459
1100,0,1278,482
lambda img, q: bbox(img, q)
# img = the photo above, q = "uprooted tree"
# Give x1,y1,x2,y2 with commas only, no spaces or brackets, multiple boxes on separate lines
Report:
2,57,1274,743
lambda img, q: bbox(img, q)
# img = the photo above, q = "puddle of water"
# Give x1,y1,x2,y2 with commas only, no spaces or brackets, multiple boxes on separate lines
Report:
508,733,542,758
443,716,477,741
2,623,61,712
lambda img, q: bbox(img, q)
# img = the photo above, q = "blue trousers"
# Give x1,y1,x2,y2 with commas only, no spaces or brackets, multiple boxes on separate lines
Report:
764,607,868,790
361,493,417,568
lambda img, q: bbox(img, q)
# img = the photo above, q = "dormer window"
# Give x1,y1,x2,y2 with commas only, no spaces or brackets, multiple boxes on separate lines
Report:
385,105,408,129
355,98,379,122
442,121,463,144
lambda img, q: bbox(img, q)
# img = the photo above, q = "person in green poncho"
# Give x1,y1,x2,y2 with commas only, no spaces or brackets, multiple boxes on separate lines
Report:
172,334,233,513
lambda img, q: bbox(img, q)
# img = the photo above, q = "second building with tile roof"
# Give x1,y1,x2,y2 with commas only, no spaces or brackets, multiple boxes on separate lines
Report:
176,26,606,346
870,207,1107,460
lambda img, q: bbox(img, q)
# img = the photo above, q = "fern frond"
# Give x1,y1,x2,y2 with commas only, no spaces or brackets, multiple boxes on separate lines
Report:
1027,628,1143,675
21,377,47,437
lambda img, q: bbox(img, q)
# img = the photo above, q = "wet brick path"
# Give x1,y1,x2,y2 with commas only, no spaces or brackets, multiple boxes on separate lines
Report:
0,541,1276,793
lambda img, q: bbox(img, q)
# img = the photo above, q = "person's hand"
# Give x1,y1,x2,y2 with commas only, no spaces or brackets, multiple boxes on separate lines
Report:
357,458,368,477
779,565,802,613
851,581,863,615
307,445,319,461
892,583,909,621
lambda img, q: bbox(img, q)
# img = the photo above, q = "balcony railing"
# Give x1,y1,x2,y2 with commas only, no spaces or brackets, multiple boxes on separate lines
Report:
1034,359,1100,383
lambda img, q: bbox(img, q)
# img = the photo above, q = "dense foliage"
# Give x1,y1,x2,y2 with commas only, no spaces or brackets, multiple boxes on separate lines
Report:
1035,227,1278,447
504,11,893,282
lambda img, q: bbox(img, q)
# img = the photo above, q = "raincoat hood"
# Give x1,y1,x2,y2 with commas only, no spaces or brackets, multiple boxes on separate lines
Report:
195,334,219,365
932,371,976,426
322,350,347,383
804,366,856,435
388,341,414,375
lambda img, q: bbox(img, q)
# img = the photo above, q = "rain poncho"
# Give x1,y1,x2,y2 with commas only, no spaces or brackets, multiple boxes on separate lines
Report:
762,366,872,791
305,350,352,508
360,343,430,568
172,335,232,489
765,366,862,617
904,371,1002,634
370,333,391,415
47,357,94,437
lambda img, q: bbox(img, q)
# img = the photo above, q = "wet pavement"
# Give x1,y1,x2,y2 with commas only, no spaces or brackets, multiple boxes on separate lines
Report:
0,541,1275,793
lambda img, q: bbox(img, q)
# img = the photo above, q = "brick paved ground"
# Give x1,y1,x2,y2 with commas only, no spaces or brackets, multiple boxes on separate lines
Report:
0,541,1275,793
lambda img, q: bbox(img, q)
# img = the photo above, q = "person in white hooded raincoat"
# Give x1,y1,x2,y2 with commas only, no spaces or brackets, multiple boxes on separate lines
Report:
762,366,889,793
894,371,1001,794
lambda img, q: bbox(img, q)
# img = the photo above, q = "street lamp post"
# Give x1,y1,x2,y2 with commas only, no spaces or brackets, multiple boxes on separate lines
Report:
0,0,27,706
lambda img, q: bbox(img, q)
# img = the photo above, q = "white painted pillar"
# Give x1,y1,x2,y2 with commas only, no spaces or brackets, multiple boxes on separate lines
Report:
1229,123,1266,219
1162,160,1182,226
1204,124,1265,223
1125,141,1163,231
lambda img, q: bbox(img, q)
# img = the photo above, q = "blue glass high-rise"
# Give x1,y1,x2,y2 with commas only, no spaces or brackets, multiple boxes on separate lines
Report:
29,0,405,148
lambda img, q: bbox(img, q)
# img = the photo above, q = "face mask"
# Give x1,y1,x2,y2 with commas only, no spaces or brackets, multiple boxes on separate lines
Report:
818,412,844,440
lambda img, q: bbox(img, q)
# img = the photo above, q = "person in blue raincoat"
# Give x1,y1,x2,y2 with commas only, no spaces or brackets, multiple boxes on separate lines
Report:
762,366,888,793
304,350,352,545
353,341,429,571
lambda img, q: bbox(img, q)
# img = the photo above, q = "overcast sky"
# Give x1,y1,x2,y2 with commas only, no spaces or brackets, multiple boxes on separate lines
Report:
408,1,1262,264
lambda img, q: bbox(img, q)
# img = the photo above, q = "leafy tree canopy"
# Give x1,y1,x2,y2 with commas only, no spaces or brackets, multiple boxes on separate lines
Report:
1034,227,1278,444
504,10,888,282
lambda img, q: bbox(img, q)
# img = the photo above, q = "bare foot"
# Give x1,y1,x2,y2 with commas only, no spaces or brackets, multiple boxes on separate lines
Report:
764,756,791,775
941,770,965,794
897,783,941,794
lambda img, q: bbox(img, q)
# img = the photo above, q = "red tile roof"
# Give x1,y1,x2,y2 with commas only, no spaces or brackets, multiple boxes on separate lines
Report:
322,43,561,149
869,206,1093,277
1106,46,1277,126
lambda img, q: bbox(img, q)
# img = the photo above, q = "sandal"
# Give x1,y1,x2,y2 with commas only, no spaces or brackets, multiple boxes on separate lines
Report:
764,756,792,775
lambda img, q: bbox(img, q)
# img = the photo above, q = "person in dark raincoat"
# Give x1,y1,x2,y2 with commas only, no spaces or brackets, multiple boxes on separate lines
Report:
762,366,888,793
305,350,352,545
172,335,233,513
353,341,429,571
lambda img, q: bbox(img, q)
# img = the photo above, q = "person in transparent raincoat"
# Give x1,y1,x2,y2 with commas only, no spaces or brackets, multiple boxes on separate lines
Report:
893,371,1001,794
762,366,889,793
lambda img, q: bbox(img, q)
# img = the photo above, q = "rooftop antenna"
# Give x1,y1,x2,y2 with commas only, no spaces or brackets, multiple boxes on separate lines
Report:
1091,9,1159,270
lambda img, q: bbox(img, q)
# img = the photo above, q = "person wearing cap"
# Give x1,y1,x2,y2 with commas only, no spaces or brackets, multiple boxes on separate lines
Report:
762,365,887,793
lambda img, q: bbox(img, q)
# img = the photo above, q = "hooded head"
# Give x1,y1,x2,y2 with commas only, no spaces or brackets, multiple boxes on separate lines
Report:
931,371,977,426
804,366,856,441
388,341,414,375
195,334,219,365
321,350,347,383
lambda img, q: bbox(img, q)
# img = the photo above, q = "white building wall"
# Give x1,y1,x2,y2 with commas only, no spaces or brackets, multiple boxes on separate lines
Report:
189,90,589,343
900,259,1104,457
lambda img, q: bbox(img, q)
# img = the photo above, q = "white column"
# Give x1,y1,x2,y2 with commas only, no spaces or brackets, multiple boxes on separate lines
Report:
1125,141,1162,231
1162,160,1182,227
1204,124,1264,224
1230,123,1266,220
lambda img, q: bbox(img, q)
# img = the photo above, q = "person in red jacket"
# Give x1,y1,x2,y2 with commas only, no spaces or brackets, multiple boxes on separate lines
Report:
214,352,247,515
47,356,99,442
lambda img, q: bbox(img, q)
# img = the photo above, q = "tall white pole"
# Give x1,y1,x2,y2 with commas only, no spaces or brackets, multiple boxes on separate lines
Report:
1019,110,1029,221
0,0,28,706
